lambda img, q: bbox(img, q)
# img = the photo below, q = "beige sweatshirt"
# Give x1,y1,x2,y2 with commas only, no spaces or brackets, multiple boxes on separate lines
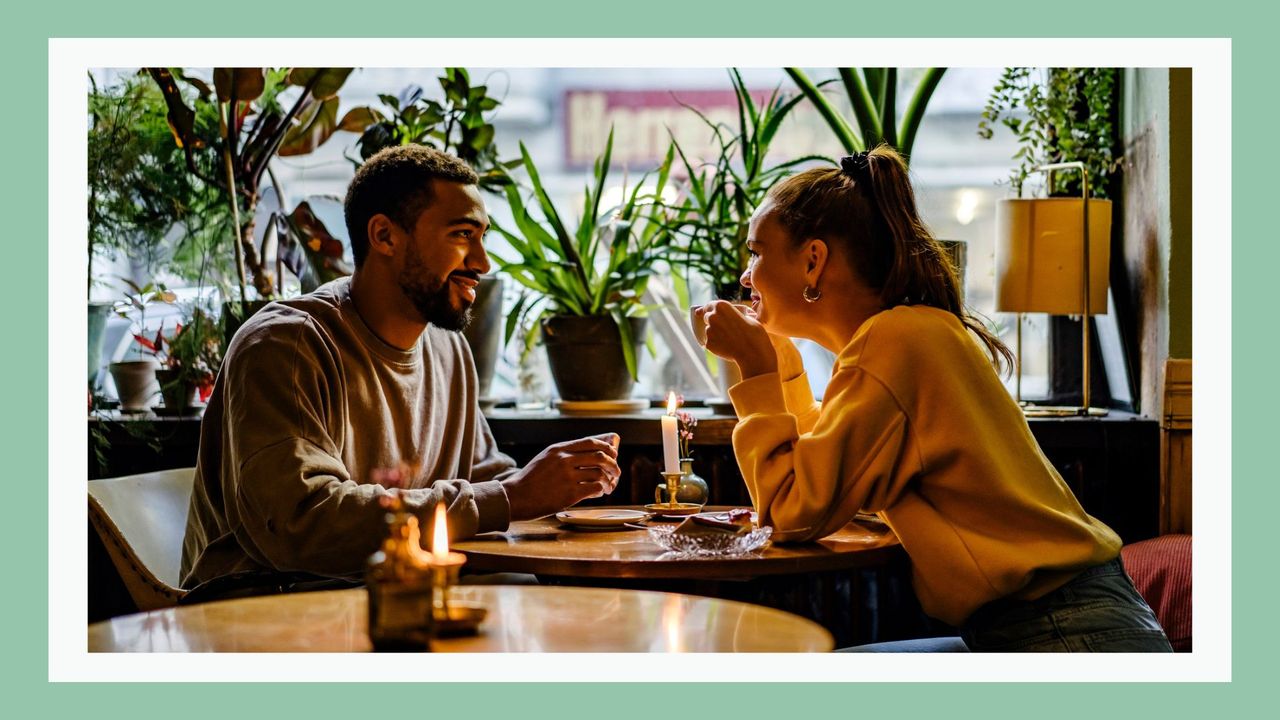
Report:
729,305,1121,626
181,278,516,589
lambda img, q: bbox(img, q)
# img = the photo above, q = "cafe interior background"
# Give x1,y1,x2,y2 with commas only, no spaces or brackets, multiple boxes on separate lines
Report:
77,60,1197,659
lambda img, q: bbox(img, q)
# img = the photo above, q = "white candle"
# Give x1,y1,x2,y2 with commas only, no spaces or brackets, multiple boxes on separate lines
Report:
661,391,680,474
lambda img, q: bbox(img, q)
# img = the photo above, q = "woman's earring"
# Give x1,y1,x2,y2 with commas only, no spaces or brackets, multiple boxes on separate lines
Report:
803,285,822,303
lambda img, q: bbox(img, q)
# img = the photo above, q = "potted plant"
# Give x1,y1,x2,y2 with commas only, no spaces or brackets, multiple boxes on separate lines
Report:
662,71,823,405
146,67,353,330
667,69,819,302
108,280,176,412
492,130,677,401
136,305,223,414
87,73,223,388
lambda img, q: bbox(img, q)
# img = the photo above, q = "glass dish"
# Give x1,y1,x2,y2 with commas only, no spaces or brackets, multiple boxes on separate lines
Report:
646,524,772,558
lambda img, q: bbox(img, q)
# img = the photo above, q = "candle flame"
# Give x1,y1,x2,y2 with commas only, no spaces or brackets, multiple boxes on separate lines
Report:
666,391,678,415
432,502,449,562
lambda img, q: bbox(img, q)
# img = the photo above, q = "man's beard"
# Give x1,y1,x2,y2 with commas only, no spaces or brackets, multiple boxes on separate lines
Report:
398,247,473,332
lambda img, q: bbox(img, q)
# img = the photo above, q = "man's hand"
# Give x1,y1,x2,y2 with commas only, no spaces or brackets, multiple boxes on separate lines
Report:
501,433,622,519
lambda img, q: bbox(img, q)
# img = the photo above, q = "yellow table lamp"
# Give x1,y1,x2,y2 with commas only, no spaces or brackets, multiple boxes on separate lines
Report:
995,162,1111,417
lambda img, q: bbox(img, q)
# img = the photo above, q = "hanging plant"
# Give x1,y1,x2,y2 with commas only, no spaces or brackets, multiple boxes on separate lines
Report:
978,67,1121,198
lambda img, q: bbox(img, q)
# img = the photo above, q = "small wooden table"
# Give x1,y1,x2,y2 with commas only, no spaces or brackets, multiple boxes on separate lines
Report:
452,507,905,647
88,585,834,653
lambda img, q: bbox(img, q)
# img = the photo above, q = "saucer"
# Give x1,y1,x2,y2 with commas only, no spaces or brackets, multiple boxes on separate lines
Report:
643,503,703,518
554,399,649,415
433,602,488,637
151,405,204,417
555,508,651,528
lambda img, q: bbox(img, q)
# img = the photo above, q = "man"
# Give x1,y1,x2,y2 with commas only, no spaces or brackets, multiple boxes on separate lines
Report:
181,145,620,595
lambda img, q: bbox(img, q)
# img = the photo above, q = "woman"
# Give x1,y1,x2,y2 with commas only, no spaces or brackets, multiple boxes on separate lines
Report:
696,146,1171,652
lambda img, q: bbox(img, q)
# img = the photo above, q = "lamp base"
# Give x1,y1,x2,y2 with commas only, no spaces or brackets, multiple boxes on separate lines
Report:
1019,403,1109,418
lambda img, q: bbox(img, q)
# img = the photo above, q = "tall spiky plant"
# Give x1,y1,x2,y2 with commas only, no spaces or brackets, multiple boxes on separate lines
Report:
667,69,827,301
784,67,947,163
491,130,677,380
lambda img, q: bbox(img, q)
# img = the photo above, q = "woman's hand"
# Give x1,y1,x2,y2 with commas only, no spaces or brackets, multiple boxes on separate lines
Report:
695,301,777,380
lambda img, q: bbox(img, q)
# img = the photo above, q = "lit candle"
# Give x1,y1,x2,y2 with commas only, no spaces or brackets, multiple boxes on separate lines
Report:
432,501,450,564
661,391,680,474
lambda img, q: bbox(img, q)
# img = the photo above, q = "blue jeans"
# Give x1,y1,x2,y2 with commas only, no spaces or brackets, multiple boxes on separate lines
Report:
843,558,1173,652
961,557,1172,652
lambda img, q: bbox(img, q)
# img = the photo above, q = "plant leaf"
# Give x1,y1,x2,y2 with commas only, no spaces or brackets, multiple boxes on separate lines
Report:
338,106,384,133
286,68,353,101
785,68,860,153
278,96,340,156
837,68,882,148
213,68,265,103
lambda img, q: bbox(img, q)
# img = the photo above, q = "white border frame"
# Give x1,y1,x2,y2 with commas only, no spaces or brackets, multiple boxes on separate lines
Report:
52,37,1230,682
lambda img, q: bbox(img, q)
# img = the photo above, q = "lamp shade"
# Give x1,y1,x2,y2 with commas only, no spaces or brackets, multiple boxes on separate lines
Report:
995,198,1112,315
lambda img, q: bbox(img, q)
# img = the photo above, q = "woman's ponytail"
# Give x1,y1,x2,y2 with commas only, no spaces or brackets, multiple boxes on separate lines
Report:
767,145,1014,375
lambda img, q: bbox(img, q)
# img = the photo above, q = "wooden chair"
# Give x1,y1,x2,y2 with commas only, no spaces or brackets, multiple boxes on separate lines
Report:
88,468,194,611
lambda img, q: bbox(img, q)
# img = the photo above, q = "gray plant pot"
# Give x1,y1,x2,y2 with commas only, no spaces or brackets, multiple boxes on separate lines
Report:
88,301,114,386
109,359,159,412
542,315,647,401
937,239,968,303
462,275,504,400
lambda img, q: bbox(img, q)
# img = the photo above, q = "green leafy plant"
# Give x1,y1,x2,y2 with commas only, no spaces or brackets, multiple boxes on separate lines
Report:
88,73,227,295
490,130,677,380
784,67,947,163
667,70,824,301
135,305,224,401
266,70,515,294
113,278,177,356
342,70,515,192
147,67,353,303
977,67,1120,198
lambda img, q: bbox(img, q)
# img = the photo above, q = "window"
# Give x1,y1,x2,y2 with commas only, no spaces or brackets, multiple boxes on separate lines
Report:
90,67,1053,405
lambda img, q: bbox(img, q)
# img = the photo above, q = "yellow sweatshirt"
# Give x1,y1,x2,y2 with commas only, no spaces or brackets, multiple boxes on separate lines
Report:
728,305,1121,626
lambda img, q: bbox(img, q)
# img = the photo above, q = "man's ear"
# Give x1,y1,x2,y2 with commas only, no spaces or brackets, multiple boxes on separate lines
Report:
366,214,400,259
803,238,830,285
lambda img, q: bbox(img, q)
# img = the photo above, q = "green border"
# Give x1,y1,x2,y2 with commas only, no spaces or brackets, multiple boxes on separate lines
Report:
13,0,1264,714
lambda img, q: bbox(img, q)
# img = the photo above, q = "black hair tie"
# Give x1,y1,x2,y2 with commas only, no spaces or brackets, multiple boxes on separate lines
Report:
840,151,871,179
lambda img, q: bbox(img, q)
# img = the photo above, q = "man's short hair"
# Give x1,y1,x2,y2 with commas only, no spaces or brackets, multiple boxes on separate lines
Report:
343,145,479,267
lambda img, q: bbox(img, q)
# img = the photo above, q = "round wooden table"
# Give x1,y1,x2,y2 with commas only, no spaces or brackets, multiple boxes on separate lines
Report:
88,585,834,653
452,506,901,580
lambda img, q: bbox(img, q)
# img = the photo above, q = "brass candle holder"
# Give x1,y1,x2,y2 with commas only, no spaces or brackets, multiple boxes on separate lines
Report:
645,470,702,516
426,550,486,637
424,501,486,637
662,470,683,509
